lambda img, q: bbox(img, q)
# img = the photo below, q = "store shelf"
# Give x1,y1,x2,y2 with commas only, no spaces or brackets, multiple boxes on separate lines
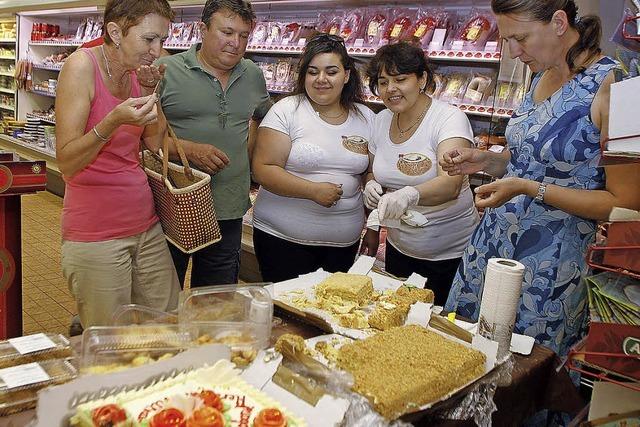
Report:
164,40,502,63
0,104,14,111
28,40,81,47
248,44,502,63
0,56,15,60
0,39,16,43
29,89,56,98
361,93,514,119
33,63,63,72
26,112,56,125
0,134,56,162
0,87,14,94
0,71,14,77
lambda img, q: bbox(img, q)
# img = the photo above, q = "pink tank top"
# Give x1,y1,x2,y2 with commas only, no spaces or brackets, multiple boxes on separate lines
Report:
61,48,158,242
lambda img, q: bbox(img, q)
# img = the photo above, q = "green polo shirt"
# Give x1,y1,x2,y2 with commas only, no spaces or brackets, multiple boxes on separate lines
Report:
157,44,271,220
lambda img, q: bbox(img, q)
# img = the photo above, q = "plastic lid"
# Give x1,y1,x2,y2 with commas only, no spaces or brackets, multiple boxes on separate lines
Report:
178,284,273,350
0,333,72,370
0,358,77,416
79,325,196,373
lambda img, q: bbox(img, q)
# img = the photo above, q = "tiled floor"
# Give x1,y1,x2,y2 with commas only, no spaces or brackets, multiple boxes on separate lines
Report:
21,191,76,337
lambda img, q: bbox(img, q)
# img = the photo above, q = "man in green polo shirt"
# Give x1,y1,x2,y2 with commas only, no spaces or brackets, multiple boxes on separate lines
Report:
156,0,271,287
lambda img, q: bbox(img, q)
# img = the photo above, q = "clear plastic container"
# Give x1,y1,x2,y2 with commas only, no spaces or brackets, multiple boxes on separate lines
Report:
111,304,178,326
79,325,196,375
0,333,72,369
0,358,77,416
178,284,273,366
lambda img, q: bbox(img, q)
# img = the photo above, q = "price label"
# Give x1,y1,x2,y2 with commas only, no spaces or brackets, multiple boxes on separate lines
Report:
353,38,365,48
9,333,55,355
0,363,50,389
485,41,499,52
297,38,306,46
451,40,465,51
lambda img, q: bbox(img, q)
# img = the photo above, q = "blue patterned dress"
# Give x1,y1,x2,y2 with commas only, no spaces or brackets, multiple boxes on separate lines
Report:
444,58,617,356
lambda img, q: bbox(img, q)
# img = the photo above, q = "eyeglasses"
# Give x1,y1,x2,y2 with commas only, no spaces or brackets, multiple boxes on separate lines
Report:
310,33,346,45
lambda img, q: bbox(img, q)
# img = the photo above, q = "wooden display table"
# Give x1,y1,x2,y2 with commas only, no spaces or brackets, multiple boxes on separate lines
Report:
0,151,46,339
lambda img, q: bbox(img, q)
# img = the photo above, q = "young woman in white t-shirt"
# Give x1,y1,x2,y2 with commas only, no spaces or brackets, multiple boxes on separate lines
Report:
363,42,479,305
251,34,376,282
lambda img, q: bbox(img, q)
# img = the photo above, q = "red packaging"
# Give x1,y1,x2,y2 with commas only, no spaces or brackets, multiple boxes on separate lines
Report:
340,11,363,45
410,9,438,47
384,9,415,44
454,9,496,50
281,22,302,45
322,14,343,36
364,9,388,47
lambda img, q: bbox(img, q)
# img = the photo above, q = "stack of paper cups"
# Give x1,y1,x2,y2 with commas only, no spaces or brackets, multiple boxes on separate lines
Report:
478,258,525,359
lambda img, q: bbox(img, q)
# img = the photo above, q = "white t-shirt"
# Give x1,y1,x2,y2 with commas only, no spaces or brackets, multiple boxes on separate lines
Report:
370,99,479,260
253,95,374,246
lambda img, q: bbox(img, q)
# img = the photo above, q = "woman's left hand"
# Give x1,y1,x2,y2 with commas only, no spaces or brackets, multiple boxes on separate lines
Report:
474,177,528,208
360,229,380,256
137,64,166,91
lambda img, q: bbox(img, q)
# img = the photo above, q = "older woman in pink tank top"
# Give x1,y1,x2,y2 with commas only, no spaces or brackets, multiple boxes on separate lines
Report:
55,0,180,328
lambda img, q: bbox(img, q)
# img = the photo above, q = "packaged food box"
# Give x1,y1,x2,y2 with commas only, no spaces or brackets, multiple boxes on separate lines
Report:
79,325,195,375
179,284,273,366
0,358,77,416
0,333,72,369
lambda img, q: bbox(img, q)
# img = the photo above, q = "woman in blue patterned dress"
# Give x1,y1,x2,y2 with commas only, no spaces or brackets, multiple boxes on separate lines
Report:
442,0,640,356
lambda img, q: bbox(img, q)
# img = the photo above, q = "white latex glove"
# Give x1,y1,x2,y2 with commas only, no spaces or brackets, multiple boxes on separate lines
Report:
378,186,420,220
363,180,383,210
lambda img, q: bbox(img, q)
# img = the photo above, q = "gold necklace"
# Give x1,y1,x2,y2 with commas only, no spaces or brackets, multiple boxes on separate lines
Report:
317,108,346,119
396,98,430,137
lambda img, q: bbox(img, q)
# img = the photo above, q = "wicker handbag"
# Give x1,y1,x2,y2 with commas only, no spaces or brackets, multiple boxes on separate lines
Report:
141,126,221,253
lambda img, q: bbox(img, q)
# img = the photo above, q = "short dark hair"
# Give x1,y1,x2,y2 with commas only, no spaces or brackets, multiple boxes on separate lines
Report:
491,0,601,74
366,42,435,97
103,0,174,45
293,33,365,114
201,0,255,27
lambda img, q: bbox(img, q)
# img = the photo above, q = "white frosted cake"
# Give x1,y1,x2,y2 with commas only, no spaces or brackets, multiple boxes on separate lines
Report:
70,360,304,427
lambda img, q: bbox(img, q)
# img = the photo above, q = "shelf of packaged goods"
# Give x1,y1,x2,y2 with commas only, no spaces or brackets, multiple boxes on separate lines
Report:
0,56,15,60
28,40,82,47
0,134,56,165
265,84,294,95
246,44,501,63
0,87,14,94
0,104,14,111
164,41,501,63
0,39,16,44
361,94,514,119
33,63,63,72
0,71,14,77
29,89,56,98
26,113,56,125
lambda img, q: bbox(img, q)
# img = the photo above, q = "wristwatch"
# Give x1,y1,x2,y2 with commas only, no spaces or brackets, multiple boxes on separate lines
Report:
534,182,547,203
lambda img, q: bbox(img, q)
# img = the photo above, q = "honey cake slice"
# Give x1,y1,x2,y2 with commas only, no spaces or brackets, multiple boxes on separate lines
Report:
336,325,486,419
315,273,374,306
368,302,410,331
394,285,434,304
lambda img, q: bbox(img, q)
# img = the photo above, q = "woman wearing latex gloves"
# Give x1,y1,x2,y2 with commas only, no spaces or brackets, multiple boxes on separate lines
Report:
442,0,640,356
251,34,375,282
364,42,479,305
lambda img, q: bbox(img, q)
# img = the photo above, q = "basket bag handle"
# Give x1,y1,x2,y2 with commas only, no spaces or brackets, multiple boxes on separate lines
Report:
163,122,195,182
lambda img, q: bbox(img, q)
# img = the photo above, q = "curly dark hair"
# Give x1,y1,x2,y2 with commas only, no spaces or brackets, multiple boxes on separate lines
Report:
366,42,436,97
